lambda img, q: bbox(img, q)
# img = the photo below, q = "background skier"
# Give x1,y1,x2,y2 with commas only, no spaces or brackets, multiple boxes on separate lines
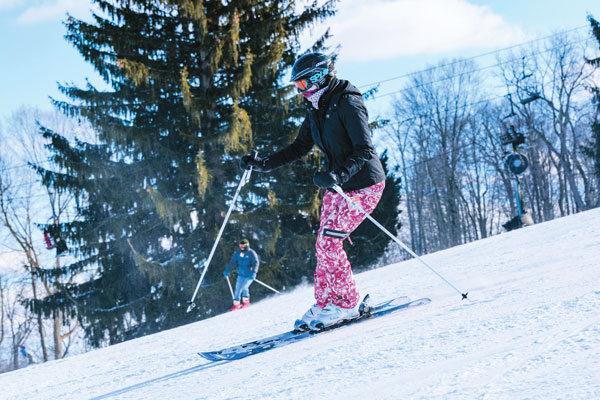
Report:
223,239,259,311
239,52,386,330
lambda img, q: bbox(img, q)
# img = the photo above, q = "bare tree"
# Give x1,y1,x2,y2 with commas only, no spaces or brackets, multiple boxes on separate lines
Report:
386,32,600,258
498,32,597,217
0,156,50,362
388,59,488,252
0,275,5,346
0,107,92,362
3,278,34,370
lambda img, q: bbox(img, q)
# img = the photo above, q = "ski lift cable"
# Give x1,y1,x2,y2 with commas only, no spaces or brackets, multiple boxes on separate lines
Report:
381,92,508,129
364,34,590,101
357,24,589,90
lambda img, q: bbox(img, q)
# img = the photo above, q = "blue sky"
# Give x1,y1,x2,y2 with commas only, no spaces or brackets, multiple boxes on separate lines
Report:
1,0,599,122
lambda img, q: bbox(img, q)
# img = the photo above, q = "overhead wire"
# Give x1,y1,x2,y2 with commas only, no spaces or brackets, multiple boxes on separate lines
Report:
376,93,507,129
357,24,589,91
363,30,591,101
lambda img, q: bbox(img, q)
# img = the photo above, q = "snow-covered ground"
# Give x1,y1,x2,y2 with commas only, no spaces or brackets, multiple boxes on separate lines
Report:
2,208,599,399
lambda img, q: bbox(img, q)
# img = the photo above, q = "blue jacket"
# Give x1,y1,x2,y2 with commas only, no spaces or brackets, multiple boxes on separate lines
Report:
224,249,259,279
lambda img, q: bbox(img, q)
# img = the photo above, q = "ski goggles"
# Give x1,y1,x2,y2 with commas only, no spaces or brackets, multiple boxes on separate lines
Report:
293,79,311,92
293,66,332,92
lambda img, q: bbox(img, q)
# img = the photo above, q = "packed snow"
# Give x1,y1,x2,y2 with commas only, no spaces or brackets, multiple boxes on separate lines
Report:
2,208,599,399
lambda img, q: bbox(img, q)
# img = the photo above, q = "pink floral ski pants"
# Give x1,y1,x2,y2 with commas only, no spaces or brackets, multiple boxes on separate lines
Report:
314,180,385,309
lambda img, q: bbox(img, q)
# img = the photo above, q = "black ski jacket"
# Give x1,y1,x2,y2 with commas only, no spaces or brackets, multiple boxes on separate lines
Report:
267,78,385,191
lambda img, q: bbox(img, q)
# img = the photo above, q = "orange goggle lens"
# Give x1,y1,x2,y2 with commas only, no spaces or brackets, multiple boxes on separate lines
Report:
293,79,309,91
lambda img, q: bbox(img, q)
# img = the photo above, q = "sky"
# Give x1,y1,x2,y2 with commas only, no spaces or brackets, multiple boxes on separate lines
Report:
0,0,599,122
1,206,598,398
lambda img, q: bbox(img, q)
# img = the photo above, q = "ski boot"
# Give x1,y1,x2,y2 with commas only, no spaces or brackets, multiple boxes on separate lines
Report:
293,304,322,332
240,297,250,309
308,303,360,331
229,300,241,312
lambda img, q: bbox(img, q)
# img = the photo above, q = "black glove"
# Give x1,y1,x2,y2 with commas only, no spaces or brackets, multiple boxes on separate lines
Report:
239,154,271,172
313,170,342,189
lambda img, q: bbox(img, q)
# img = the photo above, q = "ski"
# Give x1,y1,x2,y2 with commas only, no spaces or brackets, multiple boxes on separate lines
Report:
198,295,431,361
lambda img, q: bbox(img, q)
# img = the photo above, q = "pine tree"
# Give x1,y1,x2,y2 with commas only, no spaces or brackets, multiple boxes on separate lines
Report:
348,150,402,271
33,0,338,345
586,16,600,185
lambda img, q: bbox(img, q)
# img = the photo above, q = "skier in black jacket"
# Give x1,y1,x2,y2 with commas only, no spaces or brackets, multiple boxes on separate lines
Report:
240,53,386,330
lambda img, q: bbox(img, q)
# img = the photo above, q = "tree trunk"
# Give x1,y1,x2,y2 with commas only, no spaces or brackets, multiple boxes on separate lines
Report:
54,311,62,360
12,344,19,370
31,271,48,362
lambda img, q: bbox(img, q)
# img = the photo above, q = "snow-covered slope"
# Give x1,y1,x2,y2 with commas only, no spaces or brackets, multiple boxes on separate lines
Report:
2,208,600,400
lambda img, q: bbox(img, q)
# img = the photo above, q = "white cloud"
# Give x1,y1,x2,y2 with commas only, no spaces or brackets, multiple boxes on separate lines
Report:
16,0,93,24
0,0,23,10
309,0,528,61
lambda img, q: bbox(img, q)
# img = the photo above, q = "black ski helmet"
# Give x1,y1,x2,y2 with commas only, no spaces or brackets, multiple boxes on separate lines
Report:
239,238,250,250
290,52,334,90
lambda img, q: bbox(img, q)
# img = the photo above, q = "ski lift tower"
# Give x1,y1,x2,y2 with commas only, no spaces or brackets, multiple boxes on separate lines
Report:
500,60,541,232
500,123,535,231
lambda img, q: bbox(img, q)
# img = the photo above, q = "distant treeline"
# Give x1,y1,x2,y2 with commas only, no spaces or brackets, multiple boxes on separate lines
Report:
382,24,600,258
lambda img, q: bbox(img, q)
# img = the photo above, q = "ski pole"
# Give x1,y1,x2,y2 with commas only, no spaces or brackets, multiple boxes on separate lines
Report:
332,185,470,302
186,151,257,312
254,278,281,294
225,276,235,299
